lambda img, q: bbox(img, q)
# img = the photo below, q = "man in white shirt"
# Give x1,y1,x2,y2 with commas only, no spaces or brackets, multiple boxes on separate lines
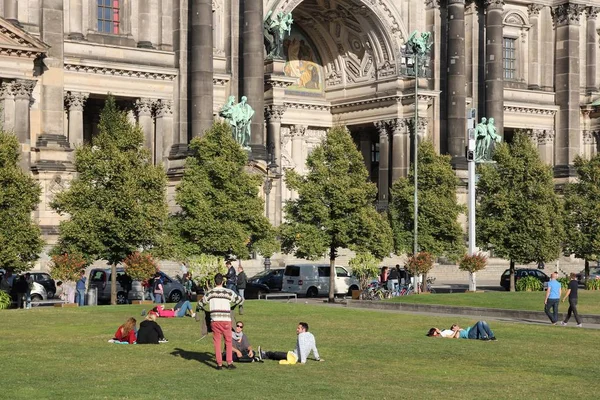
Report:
258,322,324,364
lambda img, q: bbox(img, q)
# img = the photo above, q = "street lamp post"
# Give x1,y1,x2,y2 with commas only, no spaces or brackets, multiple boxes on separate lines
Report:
263,142,280,270
402,31,432,290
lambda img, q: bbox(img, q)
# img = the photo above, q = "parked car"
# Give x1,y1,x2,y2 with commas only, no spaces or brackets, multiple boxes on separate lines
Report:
248,268,284,291
9,278,47,306
576,268,600,283
500,268,549,291
243,282,271,299
30,272,56,299
282,264,359,297
88,268,185,304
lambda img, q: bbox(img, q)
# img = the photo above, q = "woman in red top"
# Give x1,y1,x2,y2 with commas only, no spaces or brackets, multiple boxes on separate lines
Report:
113,317,137,344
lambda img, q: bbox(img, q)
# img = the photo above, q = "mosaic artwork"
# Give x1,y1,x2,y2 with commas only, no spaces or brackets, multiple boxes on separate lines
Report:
283,27,324,96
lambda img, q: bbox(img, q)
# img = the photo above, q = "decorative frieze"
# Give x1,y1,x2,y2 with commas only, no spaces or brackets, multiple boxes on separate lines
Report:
64,63,177,81
377,60,396,79
552,3,586,26
325,70,342,87
504,105,558,116
64,91,89,111
283,102,330,112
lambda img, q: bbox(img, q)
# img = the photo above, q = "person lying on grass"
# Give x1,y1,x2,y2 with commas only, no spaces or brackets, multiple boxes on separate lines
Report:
427,321,497,341
109,317,137,344
145,300,196,318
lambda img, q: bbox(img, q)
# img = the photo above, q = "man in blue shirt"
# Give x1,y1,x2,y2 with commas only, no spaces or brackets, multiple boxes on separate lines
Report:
76,270,86,307
544,272,561,325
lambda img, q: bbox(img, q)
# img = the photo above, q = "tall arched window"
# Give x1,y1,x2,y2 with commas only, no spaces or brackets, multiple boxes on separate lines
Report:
97,0,120,34
502,10,530,87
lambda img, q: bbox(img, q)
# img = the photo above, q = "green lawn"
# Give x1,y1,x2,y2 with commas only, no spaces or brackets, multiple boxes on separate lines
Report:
1,302,597,400
388,290,600,314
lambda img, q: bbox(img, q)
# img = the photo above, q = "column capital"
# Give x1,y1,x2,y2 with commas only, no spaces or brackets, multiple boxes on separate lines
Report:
425,0,442,9
586,6,600,19
12,80,36,100
64,91,89,111
290,124,307,137
583,130,596,145
0,81,16,98
528,129,541,145
264,105,286,122
155,99,173,118
374,121,388,137
537,129,555,145
552,3,586,26
386,118,409,135
135,98,154,117
527,4,544,18
483,0,504,10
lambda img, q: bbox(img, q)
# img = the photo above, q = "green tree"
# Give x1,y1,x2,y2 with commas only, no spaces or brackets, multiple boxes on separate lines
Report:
51,97,168,304
476,132,563,291
279,125,393,302
0,131,44,272
389,141,466,266
563,155,600,283
169,121,278,259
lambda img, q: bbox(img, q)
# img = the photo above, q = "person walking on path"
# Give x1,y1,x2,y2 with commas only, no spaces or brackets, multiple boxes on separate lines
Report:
544,272,561,325
200,273,244,370
76,270,86,307
561,273,582,327
236,263,247,315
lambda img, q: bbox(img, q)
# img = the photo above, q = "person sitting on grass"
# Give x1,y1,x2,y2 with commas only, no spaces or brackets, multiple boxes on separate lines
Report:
258,322,324,364
146,300,196,318
109,317,137,344
136,312,168,344
427,321,496,340
224,321,261,363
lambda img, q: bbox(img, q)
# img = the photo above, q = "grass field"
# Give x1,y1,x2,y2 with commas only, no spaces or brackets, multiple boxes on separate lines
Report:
1,301,597,400
388,290,600,314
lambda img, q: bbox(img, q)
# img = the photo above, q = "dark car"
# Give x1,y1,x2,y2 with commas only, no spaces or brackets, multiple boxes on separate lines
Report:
500,268,549,291
248,268,284,291
243,282,271,299
30,272,57,299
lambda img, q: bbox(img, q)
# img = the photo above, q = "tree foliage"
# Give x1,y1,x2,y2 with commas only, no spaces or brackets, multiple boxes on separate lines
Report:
563,155,600,281
389,141,465,261
476,132,563,291
50,253,86,283
458,253,488,274
168,122,278,259
348,252,380,291
51,97,168,303
279,125,393,301
123,252,157,282
0,131,44,272
186,254,227,292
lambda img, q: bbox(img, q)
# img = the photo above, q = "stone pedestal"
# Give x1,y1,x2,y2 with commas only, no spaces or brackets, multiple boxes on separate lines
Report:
485,0,505,138
64,91,88,147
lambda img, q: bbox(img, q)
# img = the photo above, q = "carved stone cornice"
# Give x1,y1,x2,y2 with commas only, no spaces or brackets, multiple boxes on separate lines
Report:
552,3,586,26
264,105,286,122
155,99,173,118
0,19,49,59
283,102,330,112
527,4,544,17
64,91,89,111
135,98,154,116
504,105,558,116
64,63,177,81
484,0,504,10
586,6,600,19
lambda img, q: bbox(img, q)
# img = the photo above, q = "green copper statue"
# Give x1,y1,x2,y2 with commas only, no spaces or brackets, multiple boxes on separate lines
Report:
406,30,432,56
264,11,293,59
219,96,254,150
475,117,502,162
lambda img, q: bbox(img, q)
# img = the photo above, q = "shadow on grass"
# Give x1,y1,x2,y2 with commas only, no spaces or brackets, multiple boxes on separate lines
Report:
171,348,216,369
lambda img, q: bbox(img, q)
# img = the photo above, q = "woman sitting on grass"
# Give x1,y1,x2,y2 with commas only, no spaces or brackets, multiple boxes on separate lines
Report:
137,312,168,344
110,317,137,344
427,321,497,341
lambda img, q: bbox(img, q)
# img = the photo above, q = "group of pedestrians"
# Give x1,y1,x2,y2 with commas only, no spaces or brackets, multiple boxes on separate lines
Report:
545,272,582,327
1,270,35,309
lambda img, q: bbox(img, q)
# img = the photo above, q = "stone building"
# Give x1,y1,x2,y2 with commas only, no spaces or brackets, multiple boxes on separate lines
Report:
1,0,600,246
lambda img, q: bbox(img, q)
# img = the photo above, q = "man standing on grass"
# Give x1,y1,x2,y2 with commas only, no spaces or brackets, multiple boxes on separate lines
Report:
76,270,86,307
201,273,243,370
544,272,561,325
561,273,582,327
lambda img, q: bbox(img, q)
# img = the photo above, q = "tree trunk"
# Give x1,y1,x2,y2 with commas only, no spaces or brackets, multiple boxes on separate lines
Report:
329,246,336,303
509,259,515,292
584,259,590,286
110,262,117,305
422,271,429,293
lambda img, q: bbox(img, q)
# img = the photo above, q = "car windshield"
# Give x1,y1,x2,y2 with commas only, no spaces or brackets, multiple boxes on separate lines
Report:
251,270,270,279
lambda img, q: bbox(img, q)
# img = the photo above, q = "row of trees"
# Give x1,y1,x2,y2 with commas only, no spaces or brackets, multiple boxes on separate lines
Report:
2,98,600,301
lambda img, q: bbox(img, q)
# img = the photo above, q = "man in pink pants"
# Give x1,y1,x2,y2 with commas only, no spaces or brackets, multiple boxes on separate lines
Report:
200,273,244,370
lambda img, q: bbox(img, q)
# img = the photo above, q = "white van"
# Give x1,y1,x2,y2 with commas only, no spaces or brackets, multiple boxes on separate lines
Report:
282,264,359,297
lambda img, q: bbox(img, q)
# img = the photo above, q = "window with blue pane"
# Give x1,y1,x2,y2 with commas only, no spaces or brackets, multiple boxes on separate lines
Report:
97,0,120,34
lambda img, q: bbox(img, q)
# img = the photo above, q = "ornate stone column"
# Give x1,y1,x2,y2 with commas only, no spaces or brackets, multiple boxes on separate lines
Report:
375,121,390,202
0,81,16,133
64,91,88,146
389,118,410,181
290,125,306,200
359,130,372,179
241,0,265,156
68,0,83,39
586,7,599,92
265,105,286,226
527,5,544,90
155,99,174,165
536,129,555,165
447,0,467,166
190,0,213,138
12,80,34,144
135,98,155,163
3,0,18,24
553,3,585,176
485,0,505,139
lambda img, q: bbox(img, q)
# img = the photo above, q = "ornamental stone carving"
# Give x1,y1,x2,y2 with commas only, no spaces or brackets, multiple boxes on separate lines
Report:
135,98,154,117
64,91,89,111
387,118,410,135
484,0,504,10
552,3,586,26
527,4,544,17
374,121,388,138
583,130,596,145
264,105,286,122
289,124,307,137
155,99,173,118
586,7,600,19
536,129,555,145
12,80,35,100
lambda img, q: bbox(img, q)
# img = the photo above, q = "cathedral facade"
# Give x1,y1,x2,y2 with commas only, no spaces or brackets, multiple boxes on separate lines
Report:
1,0,599,245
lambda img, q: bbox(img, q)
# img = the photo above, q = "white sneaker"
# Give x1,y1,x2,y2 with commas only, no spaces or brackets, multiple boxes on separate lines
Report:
159,338,169,343
576,324,583,328
107,339,116,343
191,313,196,319
560,322,567,326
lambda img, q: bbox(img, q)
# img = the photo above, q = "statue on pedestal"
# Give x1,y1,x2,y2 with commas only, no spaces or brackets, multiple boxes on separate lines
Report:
218,96,255,150
475,117,502,162
264,11,293,59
